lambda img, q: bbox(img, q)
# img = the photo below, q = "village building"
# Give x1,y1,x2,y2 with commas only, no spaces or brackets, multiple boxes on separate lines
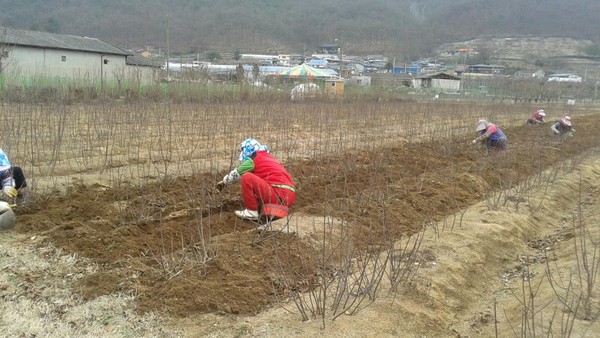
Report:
413,72,461,91
513,69,546,80
464,64,506,76
125,54,163,85
306,58,329,68
346,75,371,86
318,43,339,54
0,27,160,88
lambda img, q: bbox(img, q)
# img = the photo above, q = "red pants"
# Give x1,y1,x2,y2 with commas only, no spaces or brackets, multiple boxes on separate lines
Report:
240,173,296,211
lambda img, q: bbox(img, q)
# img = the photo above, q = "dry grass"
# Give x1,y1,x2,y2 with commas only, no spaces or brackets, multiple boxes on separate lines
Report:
0,237,179,337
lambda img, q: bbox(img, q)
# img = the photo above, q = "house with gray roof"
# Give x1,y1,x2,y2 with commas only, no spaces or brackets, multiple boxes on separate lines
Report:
0,27,159,87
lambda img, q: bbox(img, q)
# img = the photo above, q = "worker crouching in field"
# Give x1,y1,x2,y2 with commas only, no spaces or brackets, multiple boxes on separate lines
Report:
217,138,296,221
525,109,546,125
471,119,508,153
550,115,574,138
0,148,28,204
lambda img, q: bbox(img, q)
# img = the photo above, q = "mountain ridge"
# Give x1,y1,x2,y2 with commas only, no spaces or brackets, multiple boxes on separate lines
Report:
1,0,598,66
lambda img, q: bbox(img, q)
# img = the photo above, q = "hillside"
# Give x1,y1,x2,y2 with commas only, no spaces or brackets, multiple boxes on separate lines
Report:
0,0,599,61
438,37,600,75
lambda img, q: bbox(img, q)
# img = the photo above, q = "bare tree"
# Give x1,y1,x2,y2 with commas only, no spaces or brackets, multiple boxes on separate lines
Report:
0,27,15,90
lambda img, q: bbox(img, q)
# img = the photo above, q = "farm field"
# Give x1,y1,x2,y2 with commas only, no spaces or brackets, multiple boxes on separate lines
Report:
1,100,600,337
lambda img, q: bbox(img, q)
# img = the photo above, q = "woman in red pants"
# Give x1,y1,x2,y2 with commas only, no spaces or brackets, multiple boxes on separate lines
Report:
218,138,296,221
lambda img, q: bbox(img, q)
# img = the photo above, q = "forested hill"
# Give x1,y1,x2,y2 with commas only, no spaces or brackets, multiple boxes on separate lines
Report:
1,0,598,58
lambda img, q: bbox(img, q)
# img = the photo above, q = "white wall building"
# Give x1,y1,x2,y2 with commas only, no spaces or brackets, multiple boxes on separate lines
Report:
0,27,159,87
413,72,461,91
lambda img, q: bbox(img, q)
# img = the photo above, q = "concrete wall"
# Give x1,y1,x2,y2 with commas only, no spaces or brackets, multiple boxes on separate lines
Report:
4,46,124,82
2,46,157,86
431,78,460,91
414,78,460,91
123,65,161,87
347,76,371,86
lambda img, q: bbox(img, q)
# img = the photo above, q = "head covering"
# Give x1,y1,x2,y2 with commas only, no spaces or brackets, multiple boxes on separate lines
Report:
476,119,489,132
0,149,10,168
239,138,269,161
536,109,546,117
561,116,572,126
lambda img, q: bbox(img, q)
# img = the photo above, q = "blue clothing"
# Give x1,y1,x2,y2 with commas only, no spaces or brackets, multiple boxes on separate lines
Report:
488,127,506,143
480,125,508,151
0,149,13,189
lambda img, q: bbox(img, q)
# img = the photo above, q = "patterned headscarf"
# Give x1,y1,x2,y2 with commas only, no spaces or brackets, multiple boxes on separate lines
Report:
239,138,269,161
0,149,10,167
0,149,12,178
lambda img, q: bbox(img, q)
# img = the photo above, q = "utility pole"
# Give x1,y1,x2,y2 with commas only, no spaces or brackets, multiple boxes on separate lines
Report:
0,28,11,91
166,15,170,80
595,71,598,102
338,47,342,78
100,54,104,90
338,36,343,78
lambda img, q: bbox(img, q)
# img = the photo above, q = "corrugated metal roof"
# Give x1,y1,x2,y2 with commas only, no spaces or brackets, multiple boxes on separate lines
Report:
0,26,128,56
259,66,288,74
307,59,328,66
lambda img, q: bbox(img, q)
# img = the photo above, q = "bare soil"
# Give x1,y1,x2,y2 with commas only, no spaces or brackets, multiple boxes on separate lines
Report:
1,103,600,336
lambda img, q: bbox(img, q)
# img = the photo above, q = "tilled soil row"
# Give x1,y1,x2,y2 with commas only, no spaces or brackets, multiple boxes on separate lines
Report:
13,113,600,316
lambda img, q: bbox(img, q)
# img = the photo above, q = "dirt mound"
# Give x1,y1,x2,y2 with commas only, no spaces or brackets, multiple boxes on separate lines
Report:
12,114,600,318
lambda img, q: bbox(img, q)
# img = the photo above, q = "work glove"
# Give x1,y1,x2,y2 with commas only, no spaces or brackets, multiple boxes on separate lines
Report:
222,169,240,185
3,186,17,198
216,181,225,192
553,130,560,135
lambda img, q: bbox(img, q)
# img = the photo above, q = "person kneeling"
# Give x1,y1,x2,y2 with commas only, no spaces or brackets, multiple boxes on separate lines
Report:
0,148,28,204
217,138,295,221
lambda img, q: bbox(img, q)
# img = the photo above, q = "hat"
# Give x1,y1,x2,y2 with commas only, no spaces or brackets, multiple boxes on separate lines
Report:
239,138,269,162
476,119,489,132
537,110,546,117
561,116,572,126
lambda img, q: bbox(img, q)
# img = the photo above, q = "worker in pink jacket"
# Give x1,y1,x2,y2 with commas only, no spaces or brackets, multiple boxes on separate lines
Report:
550,115,574,137
525,109,546,125
471,119,508,153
